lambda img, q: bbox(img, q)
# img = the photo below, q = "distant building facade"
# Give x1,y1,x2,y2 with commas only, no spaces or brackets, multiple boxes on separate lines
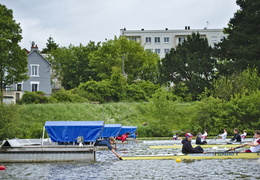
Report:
120,27,227,58
10,42,52,95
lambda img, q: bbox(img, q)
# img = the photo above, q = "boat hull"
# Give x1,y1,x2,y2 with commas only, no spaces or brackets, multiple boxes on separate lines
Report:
149,144,244,149
0,146,95,163
122,152,260,160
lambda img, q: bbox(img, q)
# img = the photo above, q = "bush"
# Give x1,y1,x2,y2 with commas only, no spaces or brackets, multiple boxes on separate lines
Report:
18,91,49,104
51,89,88,103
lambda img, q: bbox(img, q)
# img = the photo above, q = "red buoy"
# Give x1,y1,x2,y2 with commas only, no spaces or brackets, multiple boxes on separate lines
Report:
0,166,6,170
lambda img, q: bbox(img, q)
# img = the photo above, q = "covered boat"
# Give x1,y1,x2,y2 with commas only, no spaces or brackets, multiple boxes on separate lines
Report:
99,124,122,138
0,121,104,163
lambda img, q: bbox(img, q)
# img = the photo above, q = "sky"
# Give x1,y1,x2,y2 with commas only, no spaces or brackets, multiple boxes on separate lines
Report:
1,0,239,51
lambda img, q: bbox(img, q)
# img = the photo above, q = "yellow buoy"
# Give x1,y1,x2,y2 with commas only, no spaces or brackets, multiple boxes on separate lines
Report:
176,158,181,163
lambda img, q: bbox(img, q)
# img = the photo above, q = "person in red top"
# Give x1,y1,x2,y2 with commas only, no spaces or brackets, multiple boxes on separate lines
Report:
116,132,130,146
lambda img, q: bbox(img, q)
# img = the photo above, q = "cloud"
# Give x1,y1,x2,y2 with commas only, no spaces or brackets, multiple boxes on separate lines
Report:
1,0,239,50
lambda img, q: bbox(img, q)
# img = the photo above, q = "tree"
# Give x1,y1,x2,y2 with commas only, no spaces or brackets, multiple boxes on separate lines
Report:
159,32,215,100
41,36,59,53
0,4,28,102
215,0,260,75
89,36,160,83
49,42,100,90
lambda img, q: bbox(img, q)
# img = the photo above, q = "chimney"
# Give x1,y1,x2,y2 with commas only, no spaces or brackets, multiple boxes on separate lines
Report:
31,41,38,51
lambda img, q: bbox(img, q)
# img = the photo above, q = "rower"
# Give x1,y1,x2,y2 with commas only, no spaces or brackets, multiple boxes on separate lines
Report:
181,133,206,154
219,129,227,141
227,128,241,143
201,130,208,140
195,133,207,145
243,130,260,153
240,130,247,141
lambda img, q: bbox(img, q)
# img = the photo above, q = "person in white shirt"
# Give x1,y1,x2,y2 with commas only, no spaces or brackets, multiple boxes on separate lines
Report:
201,130,208,140
219,129,227,140
243,130,260,153
240,130,247,141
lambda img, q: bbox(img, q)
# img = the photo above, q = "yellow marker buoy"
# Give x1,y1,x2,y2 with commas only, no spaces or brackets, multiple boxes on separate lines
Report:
176,158,181,163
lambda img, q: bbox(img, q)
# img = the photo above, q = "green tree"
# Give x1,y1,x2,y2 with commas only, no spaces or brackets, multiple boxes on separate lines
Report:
89,36,160,83
0,4,28,102
159,32,215,100
49,41,100,90
41,36,59,53
215,0,260,75
212,68,260,101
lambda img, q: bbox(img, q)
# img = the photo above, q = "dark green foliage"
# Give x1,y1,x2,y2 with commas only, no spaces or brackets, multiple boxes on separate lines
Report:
159,32,215,100
49,42,101,90
215,0,260,75
0,4,28,101
41,36,59,53
18,91,49,104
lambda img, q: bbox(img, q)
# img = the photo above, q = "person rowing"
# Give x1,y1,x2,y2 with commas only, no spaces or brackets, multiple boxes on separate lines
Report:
227,128,241,143
219,129,227,141
182,133,206,154
95,137,122,160
243,130,260,153
195,132,207,145
240,130,247,141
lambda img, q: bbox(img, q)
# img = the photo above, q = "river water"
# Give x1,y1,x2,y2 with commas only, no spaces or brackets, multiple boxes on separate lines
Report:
0,140,259,180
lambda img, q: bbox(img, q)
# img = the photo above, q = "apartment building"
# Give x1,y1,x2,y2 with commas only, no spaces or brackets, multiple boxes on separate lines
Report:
120,27,227,58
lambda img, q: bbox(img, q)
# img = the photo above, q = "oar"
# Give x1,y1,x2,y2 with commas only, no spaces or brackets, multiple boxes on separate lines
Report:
225,144,245,152
208,135,219,143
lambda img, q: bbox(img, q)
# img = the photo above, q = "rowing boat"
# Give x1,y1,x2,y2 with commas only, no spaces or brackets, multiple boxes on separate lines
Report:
122,152,260,160
149,144,244,149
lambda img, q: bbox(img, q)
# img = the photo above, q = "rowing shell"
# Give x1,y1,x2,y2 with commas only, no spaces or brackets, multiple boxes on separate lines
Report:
149,144,244,149
122,152,260,160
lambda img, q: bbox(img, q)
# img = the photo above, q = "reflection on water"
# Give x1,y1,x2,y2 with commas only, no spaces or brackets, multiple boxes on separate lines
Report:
0,140,259,180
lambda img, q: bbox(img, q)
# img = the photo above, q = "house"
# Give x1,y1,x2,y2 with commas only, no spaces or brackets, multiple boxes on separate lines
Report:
6,42,52,103
120,27,227,58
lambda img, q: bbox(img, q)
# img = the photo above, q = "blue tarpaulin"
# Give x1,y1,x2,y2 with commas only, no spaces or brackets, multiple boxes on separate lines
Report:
45,121,104,142
100,124,122,138
119,126,137,136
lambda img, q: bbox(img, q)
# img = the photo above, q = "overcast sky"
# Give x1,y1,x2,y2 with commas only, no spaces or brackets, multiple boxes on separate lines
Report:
1,0,239,51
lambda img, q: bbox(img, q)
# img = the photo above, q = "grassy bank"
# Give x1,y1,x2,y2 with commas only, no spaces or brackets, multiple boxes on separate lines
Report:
8,102,195,139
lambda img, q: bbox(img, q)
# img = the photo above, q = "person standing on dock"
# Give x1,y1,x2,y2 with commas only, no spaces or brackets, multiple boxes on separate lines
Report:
95,137,122,160
227,128,241,143
243,130,260,153
182,133,205,154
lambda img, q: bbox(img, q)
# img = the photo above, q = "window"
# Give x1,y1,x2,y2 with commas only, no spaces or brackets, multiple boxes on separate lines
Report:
31,64,39,77
131,37,137,41
178,37,185,43
30,81,39,92
211,36,217,42
17,84,22,91
164,37,169,43
155,49,160,54
155,37,160,43
164,49,170,54
146,37,151,43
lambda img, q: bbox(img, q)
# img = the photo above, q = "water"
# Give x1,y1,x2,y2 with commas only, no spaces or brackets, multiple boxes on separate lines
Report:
0,140,259,180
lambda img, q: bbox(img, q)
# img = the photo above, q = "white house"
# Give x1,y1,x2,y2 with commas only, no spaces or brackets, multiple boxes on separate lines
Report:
120,27,227,58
